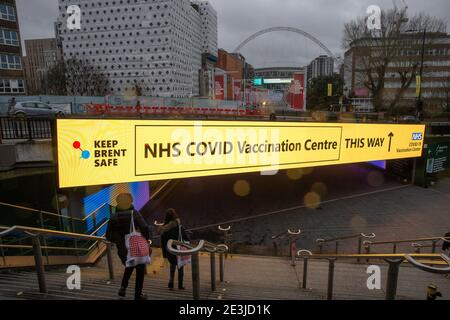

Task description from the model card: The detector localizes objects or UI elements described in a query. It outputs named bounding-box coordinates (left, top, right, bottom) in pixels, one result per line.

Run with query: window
left=0, top=54, right=21, bottom=69
left=0, top=4, right=16, bottom=22
left=0, top=29, right=19, bottom=46
left=0, top=79, right=24, bottom=93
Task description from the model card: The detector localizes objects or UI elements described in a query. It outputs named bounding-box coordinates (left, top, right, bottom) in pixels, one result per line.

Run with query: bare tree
left=43, top=58, right=110, bottom=96
left=343, top=7, right=446, bottom=112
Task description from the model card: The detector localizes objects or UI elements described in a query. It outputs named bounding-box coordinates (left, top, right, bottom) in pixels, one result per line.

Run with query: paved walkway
left=227, top=178, right=450, bottom=253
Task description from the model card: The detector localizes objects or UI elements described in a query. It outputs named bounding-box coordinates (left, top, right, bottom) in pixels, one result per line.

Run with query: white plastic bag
left=176, top=224, right=191, bottom=270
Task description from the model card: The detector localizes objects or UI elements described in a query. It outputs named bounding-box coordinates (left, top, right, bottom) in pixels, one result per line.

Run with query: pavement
left=143, top=163, right=450, bottom=254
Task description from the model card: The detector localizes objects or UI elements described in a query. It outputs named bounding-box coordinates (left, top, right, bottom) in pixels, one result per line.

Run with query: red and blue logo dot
left=73, top=141, right=91, bottom=159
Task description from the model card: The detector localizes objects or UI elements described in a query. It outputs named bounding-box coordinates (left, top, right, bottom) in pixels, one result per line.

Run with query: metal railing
left=0, top=116, right=54, bottom=142
left=218, top=225, right=231, bottom=257
left=296, top=250, right=450, bottom=300
left=364, top=236, right=450, bottom=256
left=272, top=228, right=301, bottom=266
left=0, top=201, right=110, bottom=235
left=167, top=239, right=228, bottom=300
left=316, top=233, right=376, bottom=262
left=0, top=225, right=115, bottom=294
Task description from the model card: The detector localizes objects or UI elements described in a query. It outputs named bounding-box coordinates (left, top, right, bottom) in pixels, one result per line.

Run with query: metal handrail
left=0, top=201, right=83, bottom=221
left=82, top=203, right=108, bottom=221
left=0, top=225, right=105, bottom=242
left=316, top=233, right=376, bottom=261
left=0, top=225, right=115, bottom=293
left=295, top=250, right=450, bottom=300
left=167, top=239, right=229, bottom=300
left=364, top=236, right=450, bottom=255
left=316, top=233, right=376, bottom=244
left=272, top=228, right=301, bottom=266
left=0, top=201, right=111, bottom=230
left=366, top=236, right=450, bottom=245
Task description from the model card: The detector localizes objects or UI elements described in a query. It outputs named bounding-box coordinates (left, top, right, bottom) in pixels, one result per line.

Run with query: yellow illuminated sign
left=328, top=83, right=333, bottom=97
left=56, top=120, right=425, bottom=188
left=416, top=75, right=422, bottom=97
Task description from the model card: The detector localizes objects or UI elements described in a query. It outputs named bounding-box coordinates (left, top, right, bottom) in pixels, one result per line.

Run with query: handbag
left=176, top=224, right=191, bottom=270
left=125, top=210, right=151, bottom=268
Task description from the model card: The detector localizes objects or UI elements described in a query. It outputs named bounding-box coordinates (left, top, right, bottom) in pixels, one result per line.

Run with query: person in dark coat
left=442, top=231, right=450, bottom=252
left=158, top=208, right=189, bottom=290
left=106, top=193, right=151, bottom=300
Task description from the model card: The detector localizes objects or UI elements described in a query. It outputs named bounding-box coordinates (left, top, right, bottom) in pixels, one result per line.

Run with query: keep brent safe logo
left=93, top=140, right=128, bottom=167
left=56, top=120, right=426, bottom=188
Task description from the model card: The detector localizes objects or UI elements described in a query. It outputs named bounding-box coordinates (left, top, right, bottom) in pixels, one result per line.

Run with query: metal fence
left=0, top=116, right=53, bottom=142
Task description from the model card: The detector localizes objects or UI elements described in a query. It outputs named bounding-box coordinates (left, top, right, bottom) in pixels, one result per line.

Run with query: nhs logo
left=412, top=133, right=423, bottom=141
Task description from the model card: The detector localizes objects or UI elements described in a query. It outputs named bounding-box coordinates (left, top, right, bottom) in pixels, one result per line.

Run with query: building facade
left=344, top=33, right=450, bottom=110
left=23, top=38, right=62, bottom=95
left=0, top=0, right=25, bottom=95
left=214, top=49, right=244, bottom=100
left=307, top=55, right=334, bottom=83
left=57, top=0, right=217, bottom=98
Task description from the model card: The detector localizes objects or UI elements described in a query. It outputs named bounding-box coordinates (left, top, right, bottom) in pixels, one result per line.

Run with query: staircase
left=1, top=247, right=449, bottom=300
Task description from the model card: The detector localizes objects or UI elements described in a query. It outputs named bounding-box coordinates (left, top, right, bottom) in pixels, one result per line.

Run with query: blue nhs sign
left=412, top=133, right=423, bottom=141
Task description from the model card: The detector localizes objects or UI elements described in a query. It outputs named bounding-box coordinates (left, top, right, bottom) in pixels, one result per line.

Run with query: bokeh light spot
left=311, top=182, right=328, bottom=197
left=302, top=167, right=314, bottom=175
left=233, top=180, right=251, bottom=197
left=350, top=215, right=367, bottom=232
left=304, top=192, right=321, bottom=209
left=286, top=168, right=303, bottom=180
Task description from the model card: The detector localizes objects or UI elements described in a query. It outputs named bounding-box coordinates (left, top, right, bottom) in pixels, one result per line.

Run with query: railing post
left=431, top=240, right=437, bottom=253
left=357, top=236, right=362, bottom=263
left=302, top=258, right=308, bottom=289
left=219, top=226, right=231, bottom=259
left=192, top=252, right=200, bottom=300
left=318, top=243, right=323, bottom=254
left=0, top=237, right=6, bottom=266
left=327, top=259, right=336, bottom=300
left=31, top=236, right=47, bottom=294
left=290, top=237, right=297, bottom=267
left=393, top=243, right=397, bottom=254
left=365, top=242, right=371, bottom=263
left=38, top=211, right=49, bottom=265
left=93, top=212, right=97, bottom=232
left=335, top=241, right=339, bottom=254
left=27, top=118, right=33, bottom=141
left=106, top=242, right=115, bottom=280
left=385, top=259, right=403, bottom=300
left=219, top=253, right=224, bottom=282
left=210, top=252, right=216, bottom=291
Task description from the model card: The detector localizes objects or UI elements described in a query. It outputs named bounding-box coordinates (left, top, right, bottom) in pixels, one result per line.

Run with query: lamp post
left=416, top=29, right=427, bottom=121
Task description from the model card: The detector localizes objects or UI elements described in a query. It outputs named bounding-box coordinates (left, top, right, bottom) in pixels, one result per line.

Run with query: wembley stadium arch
left=233, top=26, right=336, bottom=59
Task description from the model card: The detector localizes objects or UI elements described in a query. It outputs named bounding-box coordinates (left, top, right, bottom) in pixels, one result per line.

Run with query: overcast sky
left=17, top=0, right=449, bottom=68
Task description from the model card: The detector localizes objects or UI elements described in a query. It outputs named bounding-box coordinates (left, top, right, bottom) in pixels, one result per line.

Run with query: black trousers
left=169, top=263, right=184, bottom=288
left=121, top=264, right=146, bottom=299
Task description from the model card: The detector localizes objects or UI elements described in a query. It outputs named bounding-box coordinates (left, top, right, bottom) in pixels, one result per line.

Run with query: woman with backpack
left=158, top=208, right=189, bottom=290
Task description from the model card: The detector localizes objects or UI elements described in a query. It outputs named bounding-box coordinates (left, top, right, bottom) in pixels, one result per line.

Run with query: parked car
left=8, top=101, right=66, bottom=117
left=398, top=115, right=418, bottom=123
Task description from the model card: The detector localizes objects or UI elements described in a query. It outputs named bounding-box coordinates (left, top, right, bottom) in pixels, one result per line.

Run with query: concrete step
left=1, top=249, right=449, bottom=300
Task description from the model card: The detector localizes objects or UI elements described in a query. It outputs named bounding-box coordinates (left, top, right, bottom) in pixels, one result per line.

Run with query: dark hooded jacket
left=443, top=231, right=450, bottom=251
left=106, top=207, right=151, bottom=265
left=159, top=219, right=189, bottom=265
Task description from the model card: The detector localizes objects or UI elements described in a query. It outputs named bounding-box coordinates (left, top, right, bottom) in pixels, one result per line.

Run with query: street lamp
left=405, top=28, right=427, bottom=121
